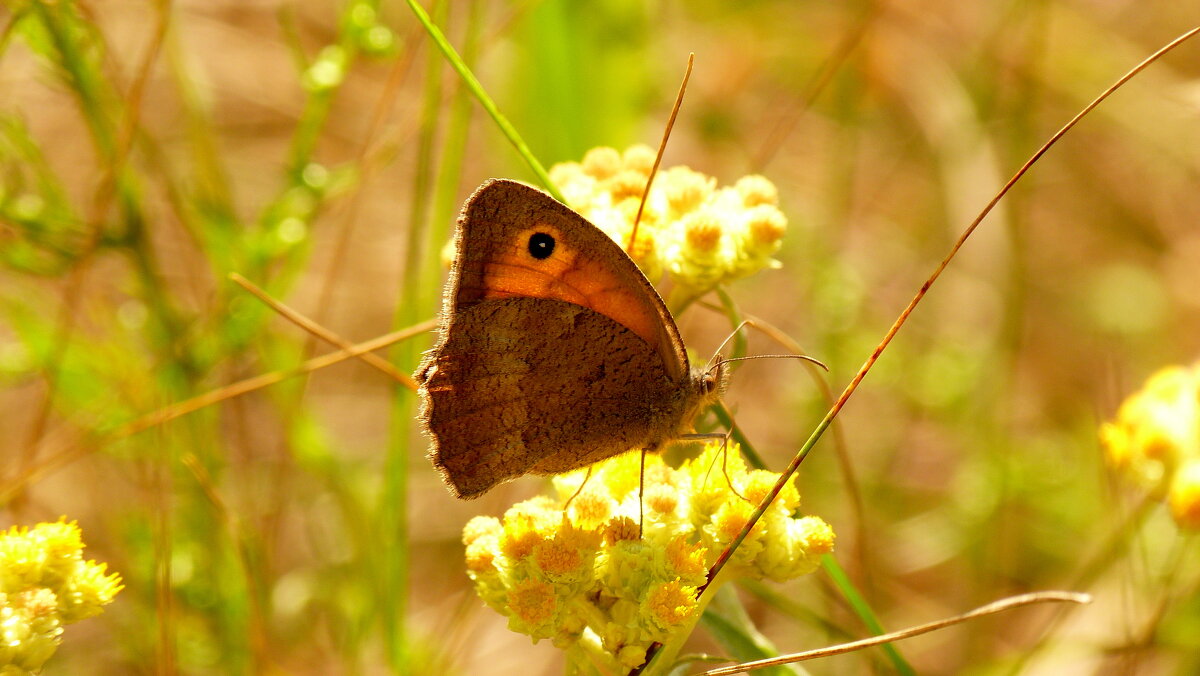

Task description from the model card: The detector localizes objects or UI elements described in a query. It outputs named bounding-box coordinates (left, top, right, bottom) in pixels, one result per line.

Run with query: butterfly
left=416, top=179, right=726, bottom=498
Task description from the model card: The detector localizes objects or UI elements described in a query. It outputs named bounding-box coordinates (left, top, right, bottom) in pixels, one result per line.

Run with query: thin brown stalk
left=1, top=321, right=435, bottom=503
left=231, top=273, right=416, bottom=388
left=629, top=53, right=693, bottom=252
left=700, top=22, right=1200, bottom=595
left=700, top=304, right=871, bottom=591
left=13, top=1, right=173, bottom=503
left=301, top=22, right=423, bottom=363
left=751, top=1, right=880, bottom=171
left=698, top=591, right=1091, bottom=675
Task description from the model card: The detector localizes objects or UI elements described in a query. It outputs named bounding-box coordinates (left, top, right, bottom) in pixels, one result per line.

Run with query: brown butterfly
left=416, top=179, right=726, bottom=499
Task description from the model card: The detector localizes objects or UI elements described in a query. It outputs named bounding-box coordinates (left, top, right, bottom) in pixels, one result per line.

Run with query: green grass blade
left=821, top=555, right=915, bottom=675
left=403, top=0, right=565, bottom=203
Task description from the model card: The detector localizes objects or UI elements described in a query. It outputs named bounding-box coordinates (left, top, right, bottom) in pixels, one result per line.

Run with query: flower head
left=462, top=442, right=833, bottom=670
left=0, top=519, right=122, bottom=672
left=1100, top=363, right=1200, bottom=529
left=550, top=146, right=789, bottom=295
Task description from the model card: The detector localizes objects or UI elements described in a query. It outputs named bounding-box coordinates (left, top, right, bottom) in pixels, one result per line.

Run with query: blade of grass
left=404, top=0, right=565, bottom=203
left=821, top=555, right=913, bottom=674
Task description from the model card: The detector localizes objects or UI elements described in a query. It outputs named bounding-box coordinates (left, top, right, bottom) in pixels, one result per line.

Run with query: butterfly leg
left=716, top=429, right=749, bottom=502
left=562, top=466, right=594, bottom=511
left=638, top=448, right=646, bottom=539
left=682, top=431, right=748, bottom=502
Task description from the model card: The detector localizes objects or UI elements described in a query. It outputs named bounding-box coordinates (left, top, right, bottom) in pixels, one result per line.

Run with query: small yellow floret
left=603, top=517, right=640, bottom=545
left=582, top=146, right=622, bottom=179
left=622, top=145, right=656, bottom=175
left=1100, top=363, right=1200, bottom=530
left=501, top=514, right=550, bottom=561
left=798, top=516, right=836, bottom=556
left=645, top=579, right=699, bottom=630
left=462, top=516, right=501, bottom=546
left=663, top=167, right=715, bottom=216
left=547, top=146, right=789, bottom=295
left=735, top=175, right=779, bottom=206
left=644, top=484, right=679, bottom=516
left=682, top=211, right=723, bottom=253
left=1169, top=461, right=1200, bottom=529
left=664, top=536, right=707, bottom=580
left=606, top=169, right=649, bottom=201
left=534, top=540, right=582, bottom=577
left=0, top=519, right=122, bottom=672
left=713, top=499, right=755, bottom=541
left=746, top=205, right=787, bottom=247
left=567, top=488, right=613, bottom=529
left=465, top=537, right=497, bottom=573
left=507, top=578, right=557, bottom=625
left=617, top=645, right=648, bottom=669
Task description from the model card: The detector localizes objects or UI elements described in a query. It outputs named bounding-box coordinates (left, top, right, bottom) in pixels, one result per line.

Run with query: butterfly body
left=417, top=179, right=724, bottom=499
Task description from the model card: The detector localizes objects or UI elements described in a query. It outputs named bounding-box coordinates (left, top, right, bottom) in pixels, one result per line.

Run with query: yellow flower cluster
left=1100, top=364, right=1200, bottom=528
left=462, top=443, right=834, bottom=669
left=549, top=146, right=788, bottom=294
left=0, top=519, right=123, bottom=674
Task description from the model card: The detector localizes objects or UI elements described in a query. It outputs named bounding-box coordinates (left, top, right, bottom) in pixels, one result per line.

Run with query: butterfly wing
left=418, top=297, right=683, bottom=498
left=445, top=179, right=689, bottom=380
left=417, top=179, right=704, bottom=498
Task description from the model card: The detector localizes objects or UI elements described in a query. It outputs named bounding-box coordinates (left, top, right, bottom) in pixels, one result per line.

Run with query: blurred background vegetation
left=1, top=0, right=1198, bottom=673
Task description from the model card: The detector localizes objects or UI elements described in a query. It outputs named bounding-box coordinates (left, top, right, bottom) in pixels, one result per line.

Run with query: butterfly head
left=698, top=355, right=729, bottom=403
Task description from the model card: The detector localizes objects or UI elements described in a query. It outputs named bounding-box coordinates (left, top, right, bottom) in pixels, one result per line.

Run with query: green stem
left=404, top=0, right=565, bottom=203
left=821, top=555, right=914, bottom=675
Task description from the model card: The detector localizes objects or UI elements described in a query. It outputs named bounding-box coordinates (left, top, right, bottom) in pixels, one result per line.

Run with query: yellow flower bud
left=603, top=517, right=640, bottom=545
left=1101, top=363, right=1200, bottom=530
left=605, top=169, right=650, bottom=202
left=463, top=516, right=501, bottom=546
left=507, top=578, right=559, bottom=635
left=643, top=579, right=699, bottom=631
left=546, top=146, right=790, bottom=297
left=662, top=166, right=715, bottom=217
left=1169, top=460, right=1200, bottom=529
left=582, top=146, right=622, bottom=179
left=683, top=210, right=723, bottom=253
left=664, top=536, right=707, bottom=582
left=735, top=174, right=779, bottom=206
left=567, top=488, right=613, bottom=530
left=644, top=484, right=679, bottom=517
left=617, top=644, right=648, bottom=669
left=500, top=500, right=558, bottom=560
left=622, top=144, right=656, bottom=176
left=465, top=536, right=498, bottom=574
left=0, top=519, right=121, bottom=672
left=745, top=205, right=786, bottom=250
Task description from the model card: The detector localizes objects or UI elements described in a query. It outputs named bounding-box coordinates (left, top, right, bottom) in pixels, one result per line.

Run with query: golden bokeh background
left=1, top=1, right=1199, bottom=673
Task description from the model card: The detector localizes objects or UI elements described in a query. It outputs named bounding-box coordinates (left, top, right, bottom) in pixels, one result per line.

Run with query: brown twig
left=698, top=591, right=1091, bottom=675
left=699, top=21, right=1200, bottom=596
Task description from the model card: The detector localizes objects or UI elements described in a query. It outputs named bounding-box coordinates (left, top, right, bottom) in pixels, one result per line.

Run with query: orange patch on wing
left=480, top=224, right=660, bottom=351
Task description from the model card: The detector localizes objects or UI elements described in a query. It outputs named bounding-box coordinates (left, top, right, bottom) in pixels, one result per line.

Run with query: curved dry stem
left=230, top=273, right=416, bottom=388
left=0, top=320, right=435, bottom=503
left=698, top=591, right=1092, bottom=675
left=698, top=23, right=1200, bottom=597
left=629, top=52, right=693, bottom=252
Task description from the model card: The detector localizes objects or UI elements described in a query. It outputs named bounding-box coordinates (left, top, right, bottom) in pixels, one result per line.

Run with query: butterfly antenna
left=705, top=319, right=753, bottom=370
left=628, top=52, right=695, bottom=253
left=711, top=353, right=829, bottom=373
left=562, top=466, right=594, bottom=511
